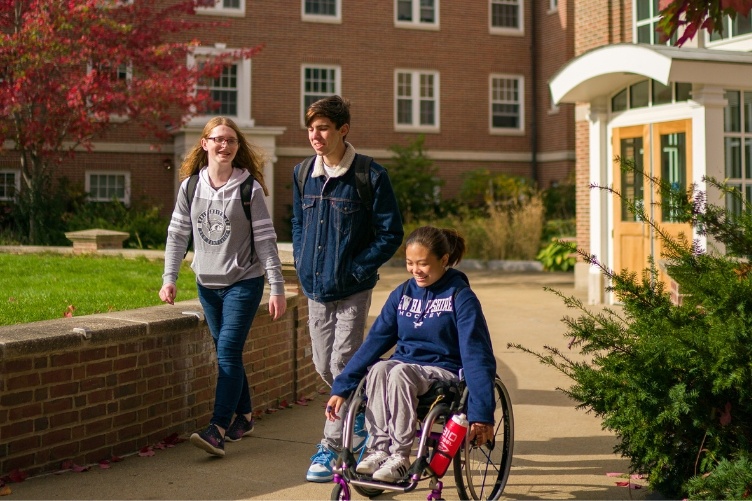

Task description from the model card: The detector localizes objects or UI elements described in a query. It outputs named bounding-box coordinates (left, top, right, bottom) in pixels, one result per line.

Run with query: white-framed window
left=708, top=9, right=752, bottom=43
left=395, top=0, right=439, bottom=30
left=86, top=171, right=131, bottom=205
left=549, top=0, right=558, bottom=13
left=197, top=0, right=245, bottom=17
left=610, top=79, right=691, bottom=112
left=86, top=59, right=132, bottom=121
left=395, top=70, right=440, bottom=131
left=189, top=46, right=253, bottom=125
left=490, top=74, right=524, bottom=133
left=723, top=89, right=752, bottom=216
left=301, top=65, right=341, bottom=124
left=0, top=169, right=19, bottom=201
left=634, top=0, right=676, bottom=44
left=302, top=0, right=341, bottom=23
left=490, top=0, right=523, bottom=34
left=89, top=60, right=131, bottom=84
left=201, top=65, right=239, bottom=116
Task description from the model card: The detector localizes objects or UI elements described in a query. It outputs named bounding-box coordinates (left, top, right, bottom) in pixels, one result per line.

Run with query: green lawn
left=0, top=253, right=198, bottom=326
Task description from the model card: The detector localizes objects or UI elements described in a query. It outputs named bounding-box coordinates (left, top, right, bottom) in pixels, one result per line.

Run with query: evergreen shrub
left=510, top=170, right=752, bottom=499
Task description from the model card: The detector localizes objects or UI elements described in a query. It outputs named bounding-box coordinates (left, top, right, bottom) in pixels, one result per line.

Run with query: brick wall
left=0, top=281, right=318, bottom=477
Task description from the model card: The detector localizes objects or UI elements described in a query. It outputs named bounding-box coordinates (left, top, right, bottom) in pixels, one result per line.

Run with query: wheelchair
left=330, top=371, right=514, bottom=500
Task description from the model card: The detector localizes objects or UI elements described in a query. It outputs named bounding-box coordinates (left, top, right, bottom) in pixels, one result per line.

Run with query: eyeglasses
left=207, top=137, right=239, bottom=146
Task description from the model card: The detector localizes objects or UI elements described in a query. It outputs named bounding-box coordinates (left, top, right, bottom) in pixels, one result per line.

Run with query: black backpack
left=296, top=153, right=374, bottom=213
left=183, top=174, right=255, bottom=258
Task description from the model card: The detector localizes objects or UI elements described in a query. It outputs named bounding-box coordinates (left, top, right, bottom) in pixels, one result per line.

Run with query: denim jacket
left=291, top=151, right=403, bottom=303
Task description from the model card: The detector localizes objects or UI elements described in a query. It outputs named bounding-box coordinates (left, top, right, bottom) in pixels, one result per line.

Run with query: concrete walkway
left=4, top=268, right=654, bottom=500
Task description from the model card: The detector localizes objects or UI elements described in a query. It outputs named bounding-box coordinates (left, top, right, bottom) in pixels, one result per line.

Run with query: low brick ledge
left=0, top=300, right=204, bottom=357
left=0, top=290, right=316, bottom=478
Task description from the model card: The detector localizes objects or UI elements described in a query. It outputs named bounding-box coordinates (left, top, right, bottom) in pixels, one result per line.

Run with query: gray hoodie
left=162, top=167, right=284, bottom=296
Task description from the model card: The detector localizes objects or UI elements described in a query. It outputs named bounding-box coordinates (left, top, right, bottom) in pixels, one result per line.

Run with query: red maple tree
left=0, top=0, right=262, bottom=243
left=658, top=0, right=752, bottom=45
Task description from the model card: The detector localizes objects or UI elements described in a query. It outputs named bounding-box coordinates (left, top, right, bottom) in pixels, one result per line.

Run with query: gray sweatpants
left=308, top=288, right=372, bottom=449
left=365, top=360, right=457, bottom=457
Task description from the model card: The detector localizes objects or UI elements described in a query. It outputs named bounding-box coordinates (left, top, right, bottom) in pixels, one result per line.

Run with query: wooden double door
left=612, top=120, right=692, bottom=283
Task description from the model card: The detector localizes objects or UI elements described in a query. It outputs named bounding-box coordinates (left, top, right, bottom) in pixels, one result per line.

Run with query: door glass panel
left=661, top=132, right=686, bottom=222
left=621, top=137, right=644, bottom=221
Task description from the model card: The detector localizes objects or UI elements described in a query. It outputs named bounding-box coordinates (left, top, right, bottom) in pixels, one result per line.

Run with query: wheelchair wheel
left=352, top=485, right=385, bottom=498
left=330, top=483, right=347, bottom=501
left=453, top=377, right=514, bottom=500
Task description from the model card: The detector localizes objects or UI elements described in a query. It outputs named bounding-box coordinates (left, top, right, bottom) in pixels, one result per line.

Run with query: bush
left=510, top=172, right=752, bottom=499
left=3, top=176, right=168, bottom=249
left=458, top=169, right=536, bottom=211
left=398, top=195, right=544, bottom=261
left=536, top=238, right=576, bottom=271
left=385, top=135, right=443, bottom=223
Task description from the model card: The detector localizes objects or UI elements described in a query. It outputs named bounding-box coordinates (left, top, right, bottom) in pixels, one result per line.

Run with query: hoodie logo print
left=398, top=294, right=455, bottom=328
left=197, top=208, right=231, bottom=246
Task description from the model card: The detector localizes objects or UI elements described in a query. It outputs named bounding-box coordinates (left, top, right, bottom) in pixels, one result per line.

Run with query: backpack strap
left=240, top=175, right=255, bottom=262
left=296, top=155, right=316, bottom=198
left=352, top=154, right=374, bottom=213
left=240, top=176, right=253, bottom=220
left=296, top=153, right=374, bottom=212
left=183, top=175, right=200, bottom=258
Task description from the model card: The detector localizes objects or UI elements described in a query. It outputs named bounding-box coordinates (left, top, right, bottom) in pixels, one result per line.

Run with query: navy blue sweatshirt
left=331, top=268, right=497, bottom=424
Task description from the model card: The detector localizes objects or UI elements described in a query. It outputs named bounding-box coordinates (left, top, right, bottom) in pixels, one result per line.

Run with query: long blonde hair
left=179, top=116, right=269, bottom=196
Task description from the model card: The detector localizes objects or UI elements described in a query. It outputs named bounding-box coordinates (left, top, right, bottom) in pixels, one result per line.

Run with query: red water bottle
left=429, top=413, right=469, bottom=477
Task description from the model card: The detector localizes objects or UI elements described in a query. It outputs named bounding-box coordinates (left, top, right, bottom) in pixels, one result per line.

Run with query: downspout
left=530, top=0, right=539, bottom=185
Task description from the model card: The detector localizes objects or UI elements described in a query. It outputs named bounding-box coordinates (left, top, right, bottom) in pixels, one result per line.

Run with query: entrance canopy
left=550, top=43, right=752, bottom=104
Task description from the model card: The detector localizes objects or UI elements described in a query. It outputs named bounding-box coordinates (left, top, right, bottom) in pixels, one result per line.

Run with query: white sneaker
left=372, top=453, right=410, bottom=482
left=355, top=449, right=389, bottom=475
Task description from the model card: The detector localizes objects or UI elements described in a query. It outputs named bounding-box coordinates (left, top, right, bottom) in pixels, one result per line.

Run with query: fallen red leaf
left=162, top=432, right=182, bottom=446
left=61, top=460, right=89, bottom=473
left=279, top=399, right=290, bottom=408
left=138, top=446, right=155, bottom=457
left=265, top=408, right=278, bottom=414
left=98, top=460, right=111, bottom=469
left=6, top=469, right=27, bottom=483
left=615, top=481, right=630, bottom=487
left=296, top=398, right=309, bottom=406
left=110, top=455, right=124, bottom=463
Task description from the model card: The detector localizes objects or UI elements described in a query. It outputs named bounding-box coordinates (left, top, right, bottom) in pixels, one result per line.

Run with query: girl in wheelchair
left=325, top=226, right=496, bottom=484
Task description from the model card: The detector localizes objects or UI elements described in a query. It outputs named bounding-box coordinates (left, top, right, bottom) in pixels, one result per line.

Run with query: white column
left=587, top=99, right=610, bottom=305
left=689, top=85, right=727, bottom=253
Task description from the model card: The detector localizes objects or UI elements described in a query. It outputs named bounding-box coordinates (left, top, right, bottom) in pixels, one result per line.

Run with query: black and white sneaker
left=372, top=453, right=409, bottom=482
left=355, top=449, right=389, bottom=475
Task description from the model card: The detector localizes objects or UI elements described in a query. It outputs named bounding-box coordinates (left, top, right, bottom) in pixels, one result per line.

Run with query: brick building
left=0, top=0, right=575, bottom=243
left=550, top=1, right=752, bottom=303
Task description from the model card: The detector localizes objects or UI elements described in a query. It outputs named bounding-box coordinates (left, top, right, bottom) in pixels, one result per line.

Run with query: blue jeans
left=197, top=277, right=264, bottom=430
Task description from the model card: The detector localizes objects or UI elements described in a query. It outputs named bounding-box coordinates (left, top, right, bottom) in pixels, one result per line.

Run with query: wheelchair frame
left=330, top=373, right=514, bottom=501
